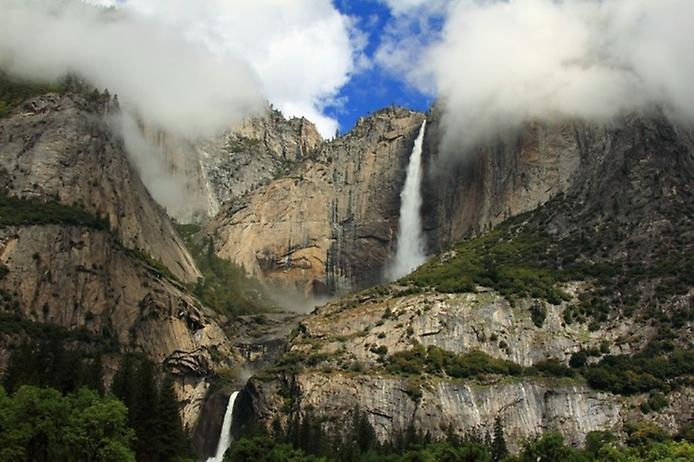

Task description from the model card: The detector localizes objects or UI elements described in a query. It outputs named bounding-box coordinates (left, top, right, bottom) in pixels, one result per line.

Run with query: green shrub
left=386, top=344, right=524, bottom=379
left=530, top=303, right=547, bottom=328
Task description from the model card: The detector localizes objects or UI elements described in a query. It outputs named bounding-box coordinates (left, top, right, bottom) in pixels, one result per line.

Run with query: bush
left=386, top=344, right=524, bottom=379
left=530, top=304, right=547, bottom=328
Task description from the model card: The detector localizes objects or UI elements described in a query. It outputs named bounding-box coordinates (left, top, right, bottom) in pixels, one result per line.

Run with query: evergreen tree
left=156, top=376, right=193, bottom=461
left=112, top=354, right=192, bottom=462
left=353, top=406, right=377, bottom=454
left=492, top=416, right=508, bottom=462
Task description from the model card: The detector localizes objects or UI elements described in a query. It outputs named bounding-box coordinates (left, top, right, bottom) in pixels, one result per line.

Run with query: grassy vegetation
left=406, top=189, right=693, bottom=325
left=0, top=193, right=109, bottom=229
left=176, top=224, right=276, bottom=317
left=584, top=347, right=694, bottom=395
left=405, top=212, right=571, bottom=305
left=382, top=340, right=693, bottom=397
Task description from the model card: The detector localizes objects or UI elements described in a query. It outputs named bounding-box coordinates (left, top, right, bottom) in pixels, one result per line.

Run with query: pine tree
left=155, top=376, right=192, bottom=461
left=492, top=416, right=509, bottom=462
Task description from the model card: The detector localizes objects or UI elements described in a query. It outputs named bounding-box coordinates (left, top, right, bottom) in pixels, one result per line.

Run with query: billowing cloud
left=0, top=0, right=264, bottom=137
left=417, top=0, right=694, bottom=153
left=1, top=0, right=362, bottom=138
left=374, top=0, right=451, bottom=92
left=88, top=0, right=362, bottom=138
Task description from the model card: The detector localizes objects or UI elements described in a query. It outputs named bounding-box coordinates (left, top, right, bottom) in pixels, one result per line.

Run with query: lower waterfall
left=206, top=391, right=239, bottom=462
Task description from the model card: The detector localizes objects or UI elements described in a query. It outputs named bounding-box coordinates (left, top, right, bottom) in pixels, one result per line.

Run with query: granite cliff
left=209, top=108, right=426, bottom=296
left=232, top=111, right=694, bottom=450
left=0, top=87, right=237, bottom=428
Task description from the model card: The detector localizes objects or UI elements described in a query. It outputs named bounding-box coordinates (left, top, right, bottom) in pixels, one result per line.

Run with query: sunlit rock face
left=209, top=108, right=427, bottom=296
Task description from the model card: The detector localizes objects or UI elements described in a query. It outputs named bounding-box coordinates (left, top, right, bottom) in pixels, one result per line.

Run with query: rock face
left=295, top=288, right=645, bottom=368
left=422, top=109, right=694, bottom=252
left=240, top=284, right=691, bottom=451
left=210, top=108, right=426, bottom=295
left=0, top=90, right=237, bottom=427
left=136, top=107, right=323, bottom=223
left=246, top=372, right=622, bottom=452
left=0, top=92, right=200, bottom=283
left=234, top=111, right=694, bottom=451
left=422, top=110, right=585, bottom=249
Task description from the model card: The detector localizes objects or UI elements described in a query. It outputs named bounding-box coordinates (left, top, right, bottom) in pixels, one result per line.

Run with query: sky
left=328, top=0, right=441, bottom=134
left=2, top=0, right=694, bottom=144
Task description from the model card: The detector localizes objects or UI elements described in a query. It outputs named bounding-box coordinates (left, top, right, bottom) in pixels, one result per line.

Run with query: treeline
left=111, top=353, right=192, bottom=462
left=226, top=410, right=694, bottom=462
left=1, top=342, right=193, bottom=462
left=228, top=410, right=508, bottom=462
left=0, top=386, right=134, bottom=462
left=0, top=193, right=109, bottom=230
left=381, top=341, right=694, bottom=398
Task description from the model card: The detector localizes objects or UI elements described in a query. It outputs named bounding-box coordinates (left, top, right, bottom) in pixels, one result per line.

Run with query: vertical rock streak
left=388, top=120, right=427, bottom=281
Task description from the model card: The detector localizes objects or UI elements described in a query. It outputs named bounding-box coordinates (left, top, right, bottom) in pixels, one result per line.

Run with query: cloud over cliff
left=86, top=0, right=361, bottom=138
left=414, top=0, right=694, bottom=152
left=0, top=0, right=361, bottom=138
left=0, top=0, right=264, bottom=137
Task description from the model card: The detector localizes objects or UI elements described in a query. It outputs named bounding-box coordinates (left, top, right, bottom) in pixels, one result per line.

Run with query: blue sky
left=328, top=1, right=435, bottom=133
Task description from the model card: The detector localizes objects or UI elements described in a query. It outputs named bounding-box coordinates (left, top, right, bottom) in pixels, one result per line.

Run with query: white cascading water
left=206, top=391, right=239, bottom=462
left=387, top=120, right=428, bottom=281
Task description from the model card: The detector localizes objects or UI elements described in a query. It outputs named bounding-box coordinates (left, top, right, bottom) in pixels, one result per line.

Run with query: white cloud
left=100, top=0, right=363, bottom=137
left=0, top=0, right=264, bottom=137
left=374, top=0, right=451, bottom=92
left=417, top=0, right=694, bottom=152
left=379, top=0, right=451, bottom=17
left=1, top=0, right=362, bottom=138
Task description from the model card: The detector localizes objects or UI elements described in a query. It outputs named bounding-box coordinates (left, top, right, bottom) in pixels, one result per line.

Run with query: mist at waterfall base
left=206, top=391, right=239, bottom=462
left=386, top=120, right=428, bottom=281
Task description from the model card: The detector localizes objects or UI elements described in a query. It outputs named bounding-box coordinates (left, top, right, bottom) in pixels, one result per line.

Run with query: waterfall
left=206, top=391, right=239, bottom=462
left=387, top=120, right=427, bottom=281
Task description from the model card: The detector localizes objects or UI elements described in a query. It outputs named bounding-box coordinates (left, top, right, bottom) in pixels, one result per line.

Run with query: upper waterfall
left=387, top=120, right=428, bottom=281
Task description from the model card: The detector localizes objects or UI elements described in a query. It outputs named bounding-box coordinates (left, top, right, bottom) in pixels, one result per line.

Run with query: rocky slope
left=238, top=288, right=689, bottom=450
left=233, top=111, right=694, bottom=450
left=209, top=108, right=426, bottom=296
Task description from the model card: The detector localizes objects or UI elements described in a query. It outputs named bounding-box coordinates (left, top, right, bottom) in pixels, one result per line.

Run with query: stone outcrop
left=137, top=107, right=323, bottom=223
left=294, top=288, right=645, bottom=368
left=209, top=108, right=426, bottom=295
